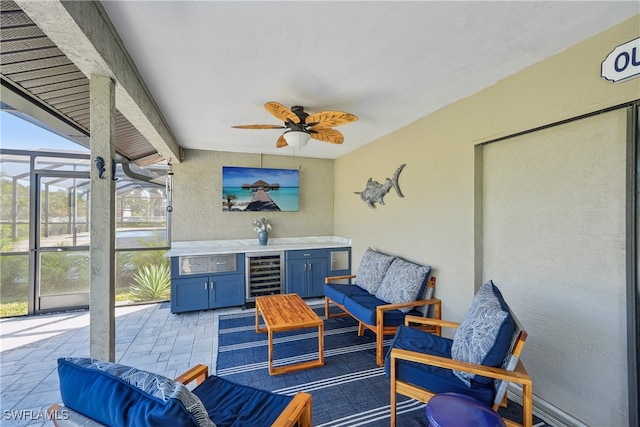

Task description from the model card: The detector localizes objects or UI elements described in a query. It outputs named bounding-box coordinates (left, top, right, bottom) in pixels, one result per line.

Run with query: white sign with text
left=601, top=38, right=640, bottom=82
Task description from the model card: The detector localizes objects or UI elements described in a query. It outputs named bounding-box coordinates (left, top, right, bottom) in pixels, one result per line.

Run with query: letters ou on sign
left=601, top=38, right=640, bottom=82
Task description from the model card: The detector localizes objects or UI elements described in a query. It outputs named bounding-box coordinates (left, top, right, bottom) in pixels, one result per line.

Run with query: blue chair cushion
left=385, top=326, right=495, bottom=406
left=451, top=281, right=515, bottom=386
left=192, top=375, right=293, bottom=427
left=354, top=248, right=396, bottom=294
left=324, top=282, right=370, bottom=306
left=57, top=357, right=215, bottom=427
left=375, top=258, right=431, bottom=313
left=342, top=293, right=422, bottom=326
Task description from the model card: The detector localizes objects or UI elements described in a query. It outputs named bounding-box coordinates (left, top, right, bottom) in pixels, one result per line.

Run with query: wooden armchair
left=48, top=360, right=311, bottom=427
left=386, top=281, right=532, bottom=427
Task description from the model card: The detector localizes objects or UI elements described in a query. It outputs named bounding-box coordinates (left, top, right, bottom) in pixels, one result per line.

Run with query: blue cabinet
left=170, top=254, right=245, bottom=313
left=285, top=249, right=328, bottom=298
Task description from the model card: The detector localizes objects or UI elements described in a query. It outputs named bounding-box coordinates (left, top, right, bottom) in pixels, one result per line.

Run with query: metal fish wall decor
left=354, top=163, right=405, bottom=208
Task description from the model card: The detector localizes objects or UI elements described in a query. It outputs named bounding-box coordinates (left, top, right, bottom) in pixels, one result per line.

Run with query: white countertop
left=164, top=236, right=351, bottom=257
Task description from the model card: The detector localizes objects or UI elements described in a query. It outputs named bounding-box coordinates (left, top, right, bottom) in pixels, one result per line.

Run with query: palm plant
left=129, top=264, right=171, bottom=302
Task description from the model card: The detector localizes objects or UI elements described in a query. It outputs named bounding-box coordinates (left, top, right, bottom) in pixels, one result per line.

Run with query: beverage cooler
left=244, top=252, right=284, bottom=302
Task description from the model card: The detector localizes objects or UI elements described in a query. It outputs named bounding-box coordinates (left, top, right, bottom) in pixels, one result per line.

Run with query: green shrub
left=129, top=264, right=171, bottom=302
left=0, top=301, right=27, bottom=317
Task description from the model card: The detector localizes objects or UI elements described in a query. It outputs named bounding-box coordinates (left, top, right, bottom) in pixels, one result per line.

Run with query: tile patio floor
left=1, top=300, right=548, bottom=427
left=0, top=301, right=242, bottom=426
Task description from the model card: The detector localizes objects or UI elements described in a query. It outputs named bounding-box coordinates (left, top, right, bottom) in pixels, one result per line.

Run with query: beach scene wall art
left=222, top=166, right=300, bottom=212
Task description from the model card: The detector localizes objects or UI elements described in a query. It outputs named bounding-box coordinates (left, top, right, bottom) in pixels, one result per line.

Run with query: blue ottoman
left=425, top=393, right=506, bottom=427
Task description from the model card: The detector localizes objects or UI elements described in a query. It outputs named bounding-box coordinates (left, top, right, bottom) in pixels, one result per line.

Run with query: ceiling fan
left=232, top=102, right=358, bottom=148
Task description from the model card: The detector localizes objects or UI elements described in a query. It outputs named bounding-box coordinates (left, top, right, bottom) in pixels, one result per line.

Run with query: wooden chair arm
left=48, top=404, right=64, bottom=427
left=375, top=298, right=441, bottom=314
left=390, top=348, right=531, bottom=386
left=174, top=364, right=209, bottom=386
left=272, top=392, right=313, bottom=427
left=325, top=274, right=356, bottom=284
left=404, top=315, right=459, bottom=329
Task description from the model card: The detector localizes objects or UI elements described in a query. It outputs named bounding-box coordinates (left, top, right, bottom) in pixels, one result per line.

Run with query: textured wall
left=171, top=150, right=334, bottom=241
left=483, top=110, right=627, bottom=426
left=333, top=16, right=638, bottom=425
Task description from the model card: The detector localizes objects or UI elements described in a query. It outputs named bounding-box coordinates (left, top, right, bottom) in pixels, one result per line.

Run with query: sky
left=0, top=111, right=88, bottom=152
left=222, top=166, right=299, bottom=188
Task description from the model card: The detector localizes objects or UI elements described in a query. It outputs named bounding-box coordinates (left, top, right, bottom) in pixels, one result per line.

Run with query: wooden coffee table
left=255, top=293, right=324, bottom=375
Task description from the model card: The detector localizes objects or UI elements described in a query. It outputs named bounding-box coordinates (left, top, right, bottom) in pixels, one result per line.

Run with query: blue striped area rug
left=214, top=304, right=547, bottom=427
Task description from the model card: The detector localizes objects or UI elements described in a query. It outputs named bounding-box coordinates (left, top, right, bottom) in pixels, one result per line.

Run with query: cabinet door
left=171, top=276, right=209, bottom=313
left=307, top=257, right=328, bottom=297
left=286, top=258, right=309, bottom=297
left=209, top=274, right=245, bottom=309
left=328, top=247, right=351, bottom=277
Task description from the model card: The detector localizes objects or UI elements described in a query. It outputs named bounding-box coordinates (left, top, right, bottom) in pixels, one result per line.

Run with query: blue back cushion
left=450, top=281, right=515, bottom=386
left=355, top=248, right=396, bottom=294
left=374, top=258, right=431, bottom=312
left=57, top=358, right=215, bottom=427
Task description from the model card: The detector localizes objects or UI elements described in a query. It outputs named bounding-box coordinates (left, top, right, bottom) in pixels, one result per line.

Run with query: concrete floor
left=0, top=302, right=239, bottom=426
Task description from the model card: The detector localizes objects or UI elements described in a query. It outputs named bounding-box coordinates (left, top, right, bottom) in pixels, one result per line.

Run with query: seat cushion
left=192, top=375, right=293, bottom=427
left=451, top=281, right=515, bottom=386
left=344, top=294, right=396, bottom=326
left=354, top=248, right=396, bottom=294
left=342, top=293, right=422, bottom=326
left=374, top=258, right=431, bottom=312
left=324, top=282, right=370, bottom=306
left=57, top=358, right=215, bottom=427
left=385, top=326, right=495, bottom=406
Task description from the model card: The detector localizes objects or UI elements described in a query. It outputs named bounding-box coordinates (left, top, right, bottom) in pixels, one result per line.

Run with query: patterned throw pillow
left=355, top=248, right=396, bottom=294
left=58, top=357, right=216, bottom=427
left=374, top=258, right=431, bottom=312
left=450, top=281, right=515, bottom=386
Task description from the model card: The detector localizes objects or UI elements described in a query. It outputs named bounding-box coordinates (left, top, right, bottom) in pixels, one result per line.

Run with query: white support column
left=89, top=74, right=116, bottom=361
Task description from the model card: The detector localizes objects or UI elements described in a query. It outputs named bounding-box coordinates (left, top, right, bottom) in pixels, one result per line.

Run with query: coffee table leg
left=255, top=301, right=266, bottom=333
left=319, top=322, right=324, bottom=365
left=268, top=329, right=274, bottom=375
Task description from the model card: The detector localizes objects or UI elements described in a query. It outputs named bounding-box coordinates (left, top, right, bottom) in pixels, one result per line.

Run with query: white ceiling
left=100, top=1, right=638, bottom=160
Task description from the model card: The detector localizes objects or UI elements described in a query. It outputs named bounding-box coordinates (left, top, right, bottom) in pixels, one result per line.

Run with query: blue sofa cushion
left=324, top=282, right=370, bottom=306
left=450, top=281, right=515, bottom=386
left=57, top=357, right=215, bottom=427
left=384, top=325, right=495, bottom=406
left=355, top=248, right=396, bottom=294
left=193, top=375, right=293, bottom=427
left=343, top=293, right=422, bottom=326
left=375, top=258, right=431, bottom=313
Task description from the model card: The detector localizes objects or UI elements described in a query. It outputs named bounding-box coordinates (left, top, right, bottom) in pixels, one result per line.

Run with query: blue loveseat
left=324, top=248, right=441, bottom=366
left=48, top=358, right=311, bottom=427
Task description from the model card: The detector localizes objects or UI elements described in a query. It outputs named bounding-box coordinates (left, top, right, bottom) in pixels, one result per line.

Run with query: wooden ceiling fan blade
left=311, top=128, right=344, bottom=144
left=276, top=134, right=288, bottom=148
left=306, top=111, right=357, bottom=128
left=232, top=124, right=286, bottom=129
left=265, top=102, right=300, bottom=124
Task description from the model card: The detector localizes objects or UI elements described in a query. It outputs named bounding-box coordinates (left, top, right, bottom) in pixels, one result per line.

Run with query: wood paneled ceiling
left=0, top=0, right=162, bottom=165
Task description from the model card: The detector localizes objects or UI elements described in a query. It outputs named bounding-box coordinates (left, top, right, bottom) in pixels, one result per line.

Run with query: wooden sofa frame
left=325, top=275, right=441, bottom=366
left=389, top=315, right=532, bottom=427
left=48, top=364, right=312, bottom=427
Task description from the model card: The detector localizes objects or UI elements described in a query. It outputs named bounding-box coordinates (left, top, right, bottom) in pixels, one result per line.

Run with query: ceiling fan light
left=283, top=131, right=311, bottom=147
